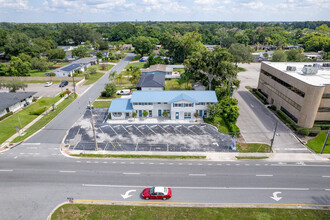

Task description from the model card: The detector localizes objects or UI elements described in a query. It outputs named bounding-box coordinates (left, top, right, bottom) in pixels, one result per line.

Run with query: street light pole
left=89, top=100, right=98, bottom=151
left=270, top=121, right=278, bottom=152
left=321, top=129, right=330, bottom=154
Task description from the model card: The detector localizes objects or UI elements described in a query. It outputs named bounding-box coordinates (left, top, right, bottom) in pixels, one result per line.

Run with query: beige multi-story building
left=257, top=62, right=330, bottom=128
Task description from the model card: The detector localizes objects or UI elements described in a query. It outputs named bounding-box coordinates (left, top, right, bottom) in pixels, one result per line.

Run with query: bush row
left=30, top=107, right=47, bottom=115
left=0, top=112, right=13, bottom=121
left=251, top=88, right=268, bottom=104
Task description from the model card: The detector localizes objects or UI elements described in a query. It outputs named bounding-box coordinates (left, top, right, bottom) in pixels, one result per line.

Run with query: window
left=158, top=102, right=161, bottom=104
left=262, top=70, right=305, bottom=97
left=184, top=112, right=191, bottom=119
left=126, top=113, right=129, bottom=117
left=112, top=112, right=122, bottom=117
left=149, top=110, right=152, bottom=117
left=280, top=107, right=298, bottom=123
left=318, top=107, right=330, bottom=112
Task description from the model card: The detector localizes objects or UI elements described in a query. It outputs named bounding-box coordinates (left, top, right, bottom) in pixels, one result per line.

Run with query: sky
left=0, top=0, right=329, bottom=23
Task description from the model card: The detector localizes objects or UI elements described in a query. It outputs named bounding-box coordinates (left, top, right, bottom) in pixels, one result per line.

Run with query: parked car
left=59, top=81, right=68, bottom=87
left=116, top=89, right=131, bottom=95
left=141, top=186, right=172, bottom=200
left=44, top=82, right=53, bottom=87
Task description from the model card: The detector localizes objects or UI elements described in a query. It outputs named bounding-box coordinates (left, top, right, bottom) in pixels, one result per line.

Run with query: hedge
left=30, top=107, right=47, bottom=115
left=0, top=112, right=13, bottom=121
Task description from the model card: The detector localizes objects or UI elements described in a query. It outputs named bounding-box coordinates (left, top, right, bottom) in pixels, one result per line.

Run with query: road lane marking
left=0, top=170, right=13, bottom=172
left=74, top=199, right=330, bottom=208
left=325, top=189, right=330, bottom=191
left=189, top=174, right=206, bottom=176
left=322, top=176, right=330, bottom=178
left=82, top=184, right=309, bottom=191
left=26, top=147, right=38, bottom=149
left=256, top=175, right=273, bottom=177
left=14, top=156, right=18, bottom=159
left=21, top=143, right=40, bottom=145
left=123, top=173, right=140, bottom=175
left=59, top=171, right=76, bottom=173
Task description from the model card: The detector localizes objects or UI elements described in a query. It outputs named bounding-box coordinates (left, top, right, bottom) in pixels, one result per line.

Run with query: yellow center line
left=73, top=199, right=330, bottom=207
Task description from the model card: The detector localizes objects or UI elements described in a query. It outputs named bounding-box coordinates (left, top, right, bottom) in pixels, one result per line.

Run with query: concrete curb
left=47, top=201, right=69, bottom=220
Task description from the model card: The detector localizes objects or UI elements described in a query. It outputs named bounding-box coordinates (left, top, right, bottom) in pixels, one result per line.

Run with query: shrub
left=59, top=91, right=66, bottom=97
left=143, top=110, right=148, bottom=117
left=132, top=112, right=137, bottom=118
left=32, top=97, right=37, bottom=102
left=298, top=128, right=310, bottom=136
left=84, top=73, right=90, bottom=79
left=101, top=83, right=116, bottom=97
left=0, top=112, right=13, bottom=121
left=108, top=114, right=111, bottom=119
left=268, top=105, right=277, bottom=111
left=309, top=127, right=321, bottom=136
left=30, top=107, right=46, bottom=115
left=162, top=111, right=168, bottom=117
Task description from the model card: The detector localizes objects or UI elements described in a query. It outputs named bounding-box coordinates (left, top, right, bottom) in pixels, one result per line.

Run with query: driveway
left=234, top=63, right=310, bottom=153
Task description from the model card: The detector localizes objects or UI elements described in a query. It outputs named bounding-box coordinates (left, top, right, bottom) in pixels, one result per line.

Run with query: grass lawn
left=237, top=143, right=272, bottom=153
left=71, top=154, right=206, bottom=159
left=0, top=96, right=61, bottom=144
left=306, top=132, right=330, bottom=153
left=12, top=94, right=76, bottom=143
left=95, top=64, right=114, bottom=71
left=204, top=116, right=230, bottom=134
left=93, top=101, right=111, bottom=108
left=121, top=62, right=146, bottom=75
left=84, top=72, right=104, bottom=85
left=236, top=156, right=269, bottom=159
left=29, top=69, right=53, bottom=77
left=51, top=204, right=330, bottom=220
left=164, top=79, right=192, bottom=90
left=238, top=67, right=246, bottom=72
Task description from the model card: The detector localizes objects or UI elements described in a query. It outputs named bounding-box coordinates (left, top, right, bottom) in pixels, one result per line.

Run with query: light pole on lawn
left=321, top=129, right=330, bottom=154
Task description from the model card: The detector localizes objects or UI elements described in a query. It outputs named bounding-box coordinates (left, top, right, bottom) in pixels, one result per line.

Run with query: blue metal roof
left=61, top=63, right=81, bottom=72
left=131, top=91, right=218, bottom=103
left=108, top=99, right=133, bottom=113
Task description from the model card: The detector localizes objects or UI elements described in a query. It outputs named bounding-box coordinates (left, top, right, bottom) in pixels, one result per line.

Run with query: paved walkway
left=107, top=117, right=204, bottom=124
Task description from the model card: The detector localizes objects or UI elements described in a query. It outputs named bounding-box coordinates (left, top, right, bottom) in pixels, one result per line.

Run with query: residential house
left=141, top=64, right=181, bottom=79
left=46, top=57, right=96, bottom=77
left=90, top=51, right=109, bottom=58
left=57, top=46, right=78, bottom=51
left=136, top=74, right=165, bottom=91
left=204, top=45, right=220, bottom=51
left=0, top=92, right=36, bottom=117
left=302, top=52, right=323, bottom=61
left=108, top=91, right=218, bottom=120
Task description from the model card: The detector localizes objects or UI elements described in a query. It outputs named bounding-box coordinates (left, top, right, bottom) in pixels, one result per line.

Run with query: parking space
left=65, top=110, right=235, bottom=152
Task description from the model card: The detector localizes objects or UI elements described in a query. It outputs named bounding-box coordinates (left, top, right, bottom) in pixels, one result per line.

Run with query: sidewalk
left=107, top=117, right=204, bottom=124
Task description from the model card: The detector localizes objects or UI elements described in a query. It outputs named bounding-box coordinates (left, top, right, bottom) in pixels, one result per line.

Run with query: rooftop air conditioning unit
left=302, top=66, right=318, bottom=75
left=286, top=66, right=296, bottom=71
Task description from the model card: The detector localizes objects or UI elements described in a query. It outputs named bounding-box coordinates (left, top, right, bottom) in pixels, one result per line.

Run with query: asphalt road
left=0, top=59, right=329, bottom=220
left=235, top=63, right=309, bottom=153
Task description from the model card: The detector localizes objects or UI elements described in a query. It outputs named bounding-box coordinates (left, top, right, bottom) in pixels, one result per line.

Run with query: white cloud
left=142, top=0, right=187, bottom=13
left=0, top=0, right=30, bottom=10
left=194, top=0, right=217, bottom=5
left=241, top=1, right=263, bottom=9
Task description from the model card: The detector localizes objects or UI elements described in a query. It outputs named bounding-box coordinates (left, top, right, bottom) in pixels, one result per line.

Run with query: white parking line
left=0, top=170, right=13, bottom=172
left=146, top=125, right=157, bottom=135
left=256, top=174, right=273, bottom=177
left=322, top=176, right=330, bottom=178
left=134, top=125, right=144, bottom=135
left=108, top=125, right=118, bottom=135
left=189, top=174, right=206, bottom=176
left=59, top=171, right=76, bottom=173
left=121, top=125, right=129, bottom=133
left=123, top=173, right=140, bottom=175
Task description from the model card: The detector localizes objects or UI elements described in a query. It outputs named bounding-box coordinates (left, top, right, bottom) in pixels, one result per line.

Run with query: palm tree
left=117, top=74, right=123, bottom=85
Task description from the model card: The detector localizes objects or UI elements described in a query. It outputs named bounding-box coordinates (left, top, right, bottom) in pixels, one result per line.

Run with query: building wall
left=258, top=62, right=328, bottom=128
left=0, top=109, right=7, bottom=117
left=141, top=87, right=163, bottom=91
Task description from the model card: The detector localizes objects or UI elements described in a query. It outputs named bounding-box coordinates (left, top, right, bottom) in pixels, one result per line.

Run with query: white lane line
left=123, top=173, right=140, bottom=175
left=82, top=184, right=309, bottom=191
left=77, top=161, right=81, bottom=163
left=169, top=163, right=173, bottom=165
left=130, top=162, right=135, bottom=164
left=217, top=164, right=222, bottom=166
left=149, top=163, right=154, bottom=164
left=112, top=162, right=117, bottom=164
left=256, top=174, right=273, bottom=177
left=325, top=189, right=330, bottom=191
left=207, top=164, right=212, bottom=166
left=86, top=161, right=91, bottom=163
left=14, top=156, right=18, bottom=159
left=256, top=164, right=260, bottom=166
left=0, top=170, right=13, bottom=172
left=21, top=143, right=40, bottom=145
left=103, top=162, right=108, bottom=164
left=197, top=163, right=203, bottom=165
left=59, top=171, right=76, bottom=173
left=26, top=147, right=38, bottom=149
left=140, top=162, right=144, bottom=164
left=189, top=174, right=206, bottom=176
left=159, top=163, right=164, bottom=165
left=322, top=176, right=330, bottom=178
left=179, top=163, right=183, bottom=165
left=236, top=164, right=240, bottom=166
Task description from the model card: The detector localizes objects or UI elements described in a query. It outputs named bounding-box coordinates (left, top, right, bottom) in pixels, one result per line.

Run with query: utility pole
left=321, top=129, right=330, bottom=154
left=72, top=73, right=76, bottom=98
left=89, top=100, right=98, bottom=151
left=18, top=116, right=23, bottom=136
left=270, top=121, right=278, bottom=152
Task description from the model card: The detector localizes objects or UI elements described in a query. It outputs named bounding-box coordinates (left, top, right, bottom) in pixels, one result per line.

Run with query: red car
left=141, top=186, right=172, bottom=200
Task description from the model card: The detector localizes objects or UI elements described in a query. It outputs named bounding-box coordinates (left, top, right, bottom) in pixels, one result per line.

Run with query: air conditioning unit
left=286, top=66, right=296, bottom=71
left=302, top=66, right=318, bottom=75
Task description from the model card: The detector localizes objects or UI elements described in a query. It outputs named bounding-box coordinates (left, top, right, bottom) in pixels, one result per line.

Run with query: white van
left=116, top=89, right=131, bottom=95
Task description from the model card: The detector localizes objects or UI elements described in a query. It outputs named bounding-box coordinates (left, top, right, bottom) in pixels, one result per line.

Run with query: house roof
left=0, top=92, right=36, bottom=112
left=136, top=74, right=165, bottom=88
left=141, top=64, right=173, bottom=73
left=131, top=91, right=218, bottom=103
left=108, top=99, right=133, bottom=113
left=73, top=57, right=97, bottom=64
left=61, top=63, right=82, bottom=72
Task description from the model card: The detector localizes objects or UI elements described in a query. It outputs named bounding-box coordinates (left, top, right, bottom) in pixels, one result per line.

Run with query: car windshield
left=149, top=188, right=154, bottom=194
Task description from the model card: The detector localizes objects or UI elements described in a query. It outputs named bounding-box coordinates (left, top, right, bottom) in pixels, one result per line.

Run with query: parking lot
left=64, top=109, right=235, bottom=152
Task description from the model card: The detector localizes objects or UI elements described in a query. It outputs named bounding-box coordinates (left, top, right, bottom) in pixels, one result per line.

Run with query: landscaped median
left=51, top=203, right=330, bottom=220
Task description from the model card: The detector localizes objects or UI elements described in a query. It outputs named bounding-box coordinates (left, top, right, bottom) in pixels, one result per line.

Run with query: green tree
left=97, top=40, right=109, bottom=50
left=300, top=33, right=330, bottom=52
left=9, top=56, right=31, bottom=76
left=4, top=32, right=37, bottom=59
left=0, top=63, right=9, bottom=76
left=271, top=50, right=287, bottom=62
left=185, top=46, right=237, bottom=90
left=84, top=40, right=92, bottom=50
left=101, top=83, right=116, bottom=97
left=132, top=36, right=158, bottom=57
left=48, top=48, right=65, bottom=60
left=72, top=46, right=88, bottom=58
left=0, top=80, right=28, bottom=92
left=162, top=111, right=168, bottom=117
left=285, top=49, right=308, bottom=62
left=49, top=72, right=56, bottom=81
left=228, top=43, right=253, bottom=64
left=31, top=57, right=50, bottom=71
left=18, top=53, right=32, bottom=63
left=117, top=74, right=123, bottom=85
left=96, top=51, right=103, bottom=64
